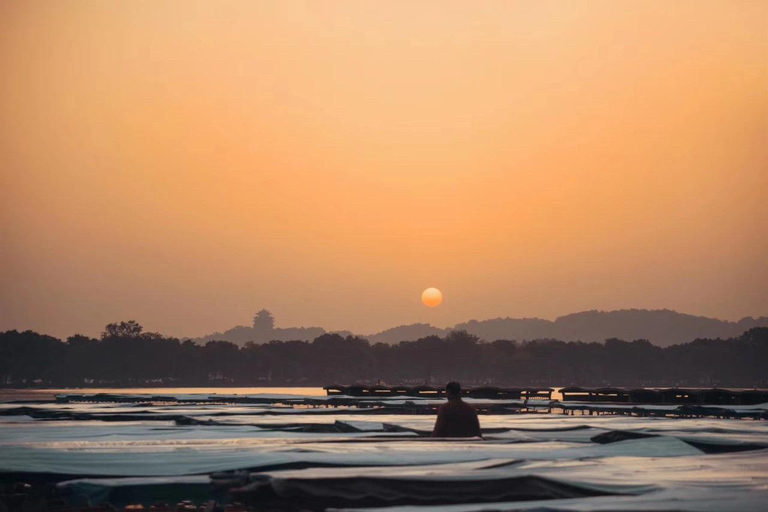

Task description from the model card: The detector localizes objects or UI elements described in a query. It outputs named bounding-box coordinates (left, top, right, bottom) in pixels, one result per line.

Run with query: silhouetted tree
left=1, top=324, right=766, bottom=388
left=102, top=320, right=143, bottom=339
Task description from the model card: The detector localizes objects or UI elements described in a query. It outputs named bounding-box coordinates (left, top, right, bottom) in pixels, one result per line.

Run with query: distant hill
left=193, top=308, right=767, bottom=347
left=365, top=323, right=449, bottom=345
left=366, top=310, right=768, bottom=347
left=194, top=324, right=328, bottom=346
left=455, top=309, right=768, bottom=347
left=192, top=309, right=351, bottom=346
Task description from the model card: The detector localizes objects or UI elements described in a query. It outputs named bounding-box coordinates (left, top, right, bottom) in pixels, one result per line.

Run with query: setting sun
left=0, top=3, right=765, bottom=510
left=421, top=288, right=443, bottom=308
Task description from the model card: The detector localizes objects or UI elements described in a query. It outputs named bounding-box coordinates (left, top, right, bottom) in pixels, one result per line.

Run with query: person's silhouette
left=431, top=381, right=482, bottom=438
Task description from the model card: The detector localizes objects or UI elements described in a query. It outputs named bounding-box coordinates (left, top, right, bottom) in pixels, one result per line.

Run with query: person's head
left=445, top=381, right=462, bottom=399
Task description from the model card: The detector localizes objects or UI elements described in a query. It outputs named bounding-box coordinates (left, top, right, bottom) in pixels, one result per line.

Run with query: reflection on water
left=0, top=387, right=327, bottom=402
left=0, top=387, right=564, bottom=403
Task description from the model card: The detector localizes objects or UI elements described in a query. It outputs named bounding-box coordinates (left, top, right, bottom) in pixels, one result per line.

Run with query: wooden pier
left=323, top=384, right=553, bottom=400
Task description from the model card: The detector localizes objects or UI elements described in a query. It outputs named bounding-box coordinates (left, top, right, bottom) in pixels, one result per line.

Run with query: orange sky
left=1, top=1, right=766, bottom=339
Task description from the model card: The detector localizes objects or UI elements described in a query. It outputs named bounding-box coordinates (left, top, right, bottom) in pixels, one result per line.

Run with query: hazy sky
left=1, top=1, right=766, bottom=339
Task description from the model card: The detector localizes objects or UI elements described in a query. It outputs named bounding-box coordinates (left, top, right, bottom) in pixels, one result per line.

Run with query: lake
left=0, top=387, right=765, bottom=511
left=0, top=386, right=328, bottom=402
left=0, top=386, right=567, bottom=402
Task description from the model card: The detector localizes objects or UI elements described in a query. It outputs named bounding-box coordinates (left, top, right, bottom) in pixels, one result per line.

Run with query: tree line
left=1, top=321, right=766, bottom=388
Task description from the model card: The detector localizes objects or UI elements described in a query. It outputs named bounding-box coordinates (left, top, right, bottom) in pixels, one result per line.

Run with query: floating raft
left=559, top=387, right=768, bottom=405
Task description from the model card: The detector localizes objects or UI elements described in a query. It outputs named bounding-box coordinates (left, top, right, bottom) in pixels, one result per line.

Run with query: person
left=431, top=381, right=482, bottom=438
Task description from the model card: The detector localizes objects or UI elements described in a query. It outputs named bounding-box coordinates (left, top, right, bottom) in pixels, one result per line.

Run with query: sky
left=1, top=1, right=766, bottom=340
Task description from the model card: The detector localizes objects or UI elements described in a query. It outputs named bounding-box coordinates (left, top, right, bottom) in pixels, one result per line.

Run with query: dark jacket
left=431, top=398, right=482, bottom=438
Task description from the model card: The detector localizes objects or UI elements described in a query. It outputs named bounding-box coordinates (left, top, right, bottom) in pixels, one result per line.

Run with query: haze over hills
left=194, top=309, right=353, bottom=346
left=192, top=309, right=768, bottom=348
left=451, top=310, right=768, bottom=348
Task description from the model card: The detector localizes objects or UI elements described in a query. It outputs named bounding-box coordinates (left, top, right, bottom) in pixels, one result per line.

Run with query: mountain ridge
left=191, top=308, right=768, bottom=348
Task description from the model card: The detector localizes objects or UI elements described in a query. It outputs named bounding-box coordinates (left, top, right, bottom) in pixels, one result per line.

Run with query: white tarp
left=1, top=393, right=767, bottom=511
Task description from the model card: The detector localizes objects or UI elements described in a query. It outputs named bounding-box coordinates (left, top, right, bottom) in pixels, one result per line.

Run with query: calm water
left=0, top=387, right=328, bottom=402
left=0, top=388, right=764, bottom=510
left=0, top=387, right=566, bottom=402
